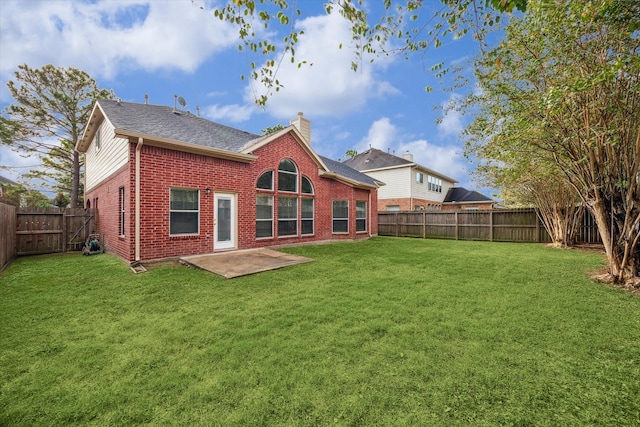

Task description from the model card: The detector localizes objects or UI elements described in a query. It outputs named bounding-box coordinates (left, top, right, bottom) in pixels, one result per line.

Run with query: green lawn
left=1, top=237, right=639, bottom=426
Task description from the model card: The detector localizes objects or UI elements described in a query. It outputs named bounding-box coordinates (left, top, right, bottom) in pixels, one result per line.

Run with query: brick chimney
left=290, top=112, right=311, bottom=145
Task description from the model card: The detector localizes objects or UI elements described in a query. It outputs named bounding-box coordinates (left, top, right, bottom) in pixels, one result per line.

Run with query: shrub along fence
left=0, top=202, right=17, bottom=271
left=378, top=208, right=602, bottom=244
left=15, top=207, right=97, bottom=255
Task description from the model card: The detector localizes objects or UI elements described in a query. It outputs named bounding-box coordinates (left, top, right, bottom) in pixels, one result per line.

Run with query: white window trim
left=332, top=200, right=349, bottom=234
left=256, top=194, right=274, bottom=239
left=356, top=200, right=367, bottom=233
left=169, top=187, right=200, bottom=236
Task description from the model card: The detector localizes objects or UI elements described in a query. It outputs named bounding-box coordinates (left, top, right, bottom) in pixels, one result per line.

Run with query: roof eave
left=115, top=130, right=257, bottom=163
left=319, top=171, right=380, bottom=189
left=76, top=101, right=105, bottom=153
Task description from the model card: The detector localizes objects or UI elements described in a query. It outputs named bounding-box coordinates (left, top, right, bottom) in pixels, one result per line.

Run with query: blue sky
left=0, top=0, right=491, bottom=196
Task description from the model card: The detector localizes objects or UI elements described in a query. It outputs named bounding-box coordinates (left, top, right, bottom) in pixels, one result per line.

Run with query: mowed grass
left=1, top=237, right=639, bottom=426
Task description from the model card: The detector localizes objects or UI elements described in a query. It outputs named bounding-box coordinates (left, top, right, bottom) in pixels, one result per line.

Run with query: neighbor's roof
left=319, top=156, right=382, bottom=188
left=343, top=148, right=457, bottom=183
left=443, top=187, right=494, bottom=203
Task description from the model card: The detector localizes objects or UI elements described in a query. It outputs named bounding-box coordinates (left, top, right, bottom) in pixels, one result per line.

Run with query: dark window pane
left=278, top=220, right=297, bottom=236
left=256, top=195, right=273, bottom=220
left=356, top=219, right=366, bottom=232
left=301, top=176, right=313, bottom=194
left=302, top=198, right=313, bottom=218
left=278, top=159, right=297, bottom=173
left=170, top=212, right=198, bottom=234
left=333, top=200, right=348, bottom=218
left=170, top=189, right=198, bottom=210
left=278, top=197, right=297, bottom=219
left=302, top=219, right=314, bottom=235
left=257, top=171, right=273, bottom=190
left=333, top=219, right=348, bottom=233
left=278, top=172, right=297, bottom=192
left=256, top=220, right=273, bottom=238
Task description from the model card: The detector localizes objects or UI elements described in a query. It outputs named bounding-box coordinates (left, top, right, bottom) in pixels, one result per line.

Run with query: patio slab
left=180, top=248, right=314, bottom=278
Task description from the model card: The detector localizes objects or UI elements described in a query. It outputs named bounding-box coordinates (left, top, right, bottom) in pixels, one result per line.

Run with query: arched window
left=278, top=159, right=298, bottom=192
left=301, top=175, right=313, bottom=194
left=257, top=170, right=273, bottom=190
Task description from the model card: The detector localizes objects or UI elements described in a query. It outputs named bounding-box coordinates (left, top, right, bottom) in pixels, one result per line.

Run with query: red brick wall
left=84, top=160, right=134, bottom=261
left=378, top=197, right=442, bottom=211
left=441, top=202, right=494, bottom=211
left=88, top=134, right=378, bottom=263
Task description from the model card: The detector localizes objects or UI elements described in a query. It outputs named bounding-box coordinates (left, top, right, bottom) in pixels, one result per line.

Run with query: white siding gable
left=364, top=167, right=412, bottom=199
left=84, top=117, right=129, bottom=191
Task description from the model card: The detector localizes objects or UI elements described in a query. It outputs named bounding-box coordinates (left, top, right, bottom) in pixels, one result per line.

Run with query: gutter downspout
left=368, top=190, right=372, bottom=237
left=135, top=137, right=143, bottom=262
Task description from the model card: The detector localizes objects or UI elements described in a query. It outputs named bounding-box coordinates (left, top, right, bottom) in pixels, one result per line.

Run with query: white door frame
left=214, top=192, right=237, bottom=251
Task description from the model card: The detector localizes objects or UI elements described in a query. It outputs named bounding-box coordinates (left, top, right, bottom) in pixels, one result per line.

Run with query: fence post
left=61, top=210, right=67, bottom=253
left=395, top=212, right=399, bottom=237
left=455, top=211, right=459, bottom=240
left=422, top=211, right=426, bottom=239
left=489, top=210, right=494, bottom=242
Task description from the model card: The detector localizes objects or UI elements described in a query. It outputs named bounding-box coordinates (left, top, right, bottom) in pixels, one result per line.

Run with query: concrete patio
left=180, top=248, right=314, bottom=278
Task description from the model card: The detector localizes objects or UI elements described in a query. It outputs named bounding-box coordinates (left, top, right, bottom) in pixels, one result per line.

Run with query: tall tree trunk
left=71, top=150, right=80, bottom=208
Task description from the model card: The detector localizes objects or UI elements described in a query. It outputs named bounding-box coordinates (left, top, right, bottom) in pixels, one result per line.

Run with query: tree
left=210, top=0, right=527, bottom=104
left=0, top=183, right=51, bottom=208
left=345, top=149, right=358, bottom=159
left=1, top=65, right=114, bottom=207
left=465, top=0, right=640, bottom=281
left=261, top=124, right=286, bottom=135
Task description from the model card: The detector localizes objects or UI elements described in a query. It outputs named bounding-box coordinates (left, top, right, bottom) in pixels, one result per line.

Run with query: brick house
left=75, top=100, right=381, bottom=264
left=343, top=148, right=457, bottom=211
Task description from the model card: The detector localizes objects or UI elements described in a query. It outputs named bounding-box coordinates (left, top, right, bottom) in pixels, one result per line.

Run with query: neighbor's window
left=428, top=175, right=442, bottom=193
left=301, top=198, right=314, bottom=235
left=257, top=171, right=273, bottom=190
left=256, top=195, right=273, bottom=238
left=170, top=188, right=199, bottom=235
left=119, top=186, right=125, bottom=236
left=278, top=159, right=298, bottom=192
left=386, top=205, right=400, bottom=211
left=416, top=172, right=424, bottom=184
left=356, top=200, right=367, bottom=232
left=332, top=200, right=349, bottom=233
left=278, top=196, right=298, bottom=236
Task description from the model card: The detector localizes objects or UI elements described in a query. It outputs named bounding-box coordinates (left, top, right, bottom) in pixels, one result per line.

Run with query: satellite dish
left=178, top=96, right=187, bottom=107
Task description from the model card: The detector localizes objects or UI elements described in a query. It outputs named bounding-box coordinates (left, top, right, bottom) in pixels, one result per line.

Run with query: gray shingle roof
left=98, top=99, right=260, bottom=152
left=319, top=156, right=380, bottom=187
left=443, top=187, right=493, bottom=203
left=0, top=175, right=18, bottom=186
left=342, top=148, right=412, bottom=170
left=96, top=100, right=377, bottom=188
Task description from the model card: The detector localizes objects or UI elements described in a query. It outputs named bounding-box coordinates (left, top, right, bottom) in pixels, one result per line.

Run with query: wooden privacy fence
left=1, top=202, right=17, bottom=271
left=378, top=208, right=602, bottom=244
left=16, top=208, right=97, bottom=256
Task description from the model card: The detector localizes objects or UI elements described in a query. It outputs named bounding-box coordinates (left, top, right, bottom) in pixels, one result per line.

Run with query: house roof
left=319, top=156, right=382, bottom=188
left=77, top=100, right=380, bottom=189
left=0, top=175, right=18, bottom=186
left=443, top=187, right=494, bottom=204
left=343, top=148, right=457, bottom=183
left=88, top=99, right=260, bottom=152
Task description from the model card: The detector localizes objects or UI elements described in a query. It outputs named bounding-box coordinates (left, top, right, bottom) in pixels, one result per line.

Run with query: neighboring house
left=442, top=187, right=495, bottom=210
left=343, top=148, right=457, bottom=211
left=75, top=100, right=380, bottom=264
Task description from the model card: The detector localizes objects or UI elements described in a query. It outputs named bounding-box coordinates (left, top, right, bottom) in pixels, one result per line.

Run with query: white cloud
left=356, top=117, right=469, bottom=184
left=356, top=117, right=397, bottom=153
left=247, top=11, right=399, bottom=119
left=0, top=0, right=238, bottom=85
left=202, top=104, right=257, bottom=123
